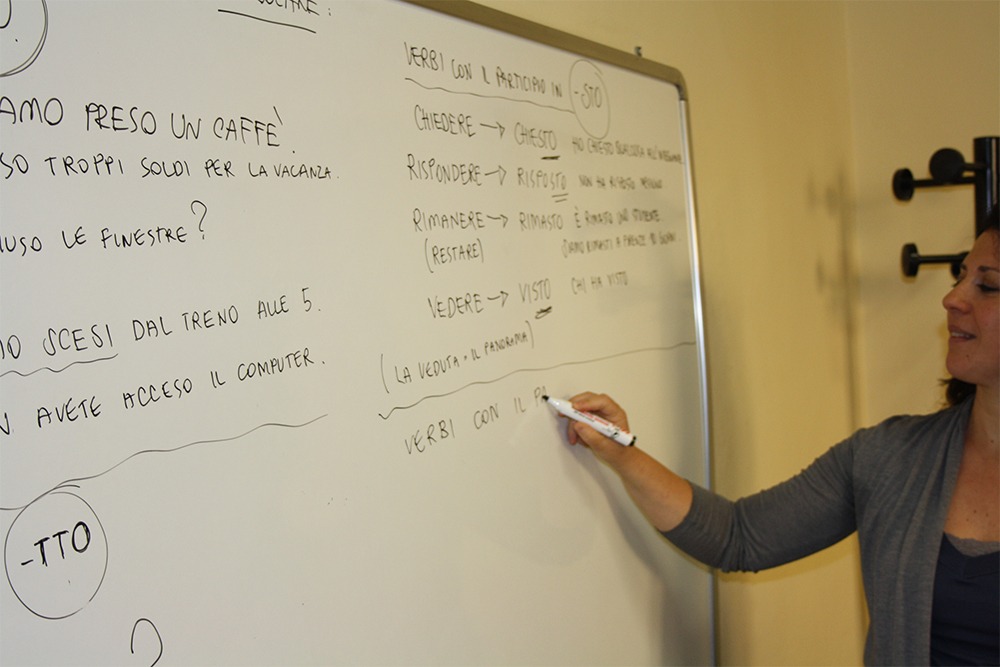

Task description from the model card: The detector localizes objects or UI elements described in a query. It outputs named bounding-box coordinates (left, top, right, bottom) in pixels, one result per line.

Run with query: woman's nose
left=942, top=281, right=970, bottom=312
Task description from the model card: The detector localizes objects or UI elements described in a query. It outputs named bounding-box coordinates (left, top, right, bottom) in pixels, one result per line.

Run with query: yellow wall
left=476, top=1, right=999, bottom=665
left=846, top=1, right=1000, bottom=424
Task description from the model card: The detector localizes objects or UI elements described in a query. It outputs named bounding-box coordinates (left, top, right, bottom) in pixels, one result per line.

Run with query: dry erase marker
left=543, top=396, right=636, bottom=446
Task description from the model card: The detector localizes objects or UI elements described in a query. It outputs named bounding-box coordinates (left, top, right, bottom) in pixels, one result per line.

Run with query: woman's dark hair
left=944, top=204, right=999, bottom=406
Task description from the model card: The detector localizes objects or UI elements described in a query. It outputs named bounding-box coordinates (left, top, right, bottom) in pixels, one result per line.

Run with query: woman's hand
left=563, top=392, right=633, bottom=465
left=561, top=391, right=693, bottom=532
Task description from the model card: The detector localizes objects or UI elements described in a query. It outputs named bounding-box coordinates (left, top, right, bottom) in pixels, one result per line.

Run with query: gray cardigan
left=663, top=398, right=973, bottom=665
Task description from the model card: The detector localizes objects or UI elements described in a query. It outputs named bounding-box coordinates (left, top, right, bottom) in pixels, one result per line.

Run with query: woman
left=563, top=210, right=998, bottom=665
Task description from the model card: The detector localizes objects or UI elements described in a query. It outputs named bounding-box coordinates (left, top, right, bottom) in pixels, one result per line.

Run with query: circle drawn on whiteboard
left=0, top=0, right=49, bottom=77
left=4, top=489, right=109, bottom=619
left=569, top=60, right=610, bottom=139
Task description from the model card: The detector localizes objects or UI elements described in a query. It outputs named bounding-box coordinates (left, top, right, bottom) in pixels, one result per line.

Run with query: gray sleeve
left=661, top=440, right=859, bottom=572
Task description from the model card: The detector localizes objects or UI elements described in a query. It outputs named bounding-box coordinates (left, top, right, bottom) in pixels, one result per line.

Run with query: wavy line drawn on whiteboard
left=4, top=488, right=109, bottom=619
left=131, top=617, right=164, bottom=667
left=378, top=341, right=695, bottom=419
left=217, top=8, right=317, bottom=35
left=405, top=77, right=575, bottom=116
left=0, top=415, right=328, bottom=513
left=0, top=0, right=48, bottom=77
left=0, top=353, right=118, bottom=379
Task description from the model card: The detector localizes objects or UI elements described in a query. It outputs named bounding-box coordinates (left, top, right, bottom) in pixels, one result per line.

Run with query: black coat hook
left=900, top=243, right=966, bottom=278
left=892, top=136, right=998, bottom=279
left=928, top=148, right=982, bottom=183
left=892, top=147, right=977, bottom=200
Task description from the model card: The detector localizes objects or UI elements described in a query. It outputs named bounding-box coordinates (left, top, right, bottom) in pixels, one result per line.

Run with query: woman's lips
left=948, top=326, right=975, bottom=341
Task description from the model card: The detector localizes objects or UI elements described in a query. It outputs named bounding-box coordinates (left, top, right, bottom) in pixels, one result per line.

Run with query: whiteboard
left=0, top=1, right=712, bottom=664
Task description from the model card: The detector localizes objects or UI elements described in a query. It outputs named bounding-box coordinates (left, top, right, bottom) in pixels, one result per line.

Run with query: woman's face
left=942, top=229, right=1000, bottom=392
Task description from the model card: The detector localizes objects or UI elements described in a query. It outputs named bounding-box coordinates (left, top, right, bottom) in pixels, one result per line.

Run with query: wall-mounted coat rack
left=892, top=135, right=998, bottom=277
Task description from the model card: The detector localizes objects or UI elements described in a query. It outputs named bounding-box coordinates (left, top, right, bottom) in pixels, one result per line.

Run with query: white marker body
left=543, top=396, right=636, bottom=446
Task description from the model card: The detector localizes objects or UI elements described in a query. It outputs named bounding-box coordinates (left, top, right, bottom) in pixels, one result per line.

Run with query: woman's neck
left=968, top=387, right=999, bottom=456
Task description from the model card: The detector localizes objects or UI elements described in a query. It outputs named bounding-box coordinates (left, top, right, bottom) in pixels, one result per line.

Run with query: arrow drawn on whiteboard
left=484, top=166, right=507, bottom=186
left=479, top=121, right=506, bottom=139
left=486, top=213, right=509, bottom=229
left=486, top=291, right=509, bottom=307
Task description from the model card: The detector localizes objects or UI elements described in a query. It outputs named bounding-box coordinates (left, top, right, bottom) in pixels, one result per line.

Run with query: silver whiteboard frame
left=401, top=1, right=715, bottom=663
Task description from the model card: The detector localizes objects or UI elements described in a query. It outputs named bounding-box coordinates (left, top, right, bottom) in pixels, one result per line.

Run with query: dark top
left=930, top=535, right=999, bottom=666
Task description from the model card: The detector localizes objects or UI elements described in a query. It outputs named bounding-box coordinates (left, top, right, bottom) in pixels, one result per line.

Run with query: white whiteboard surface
left=0, top=1, right=712, bottom=664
